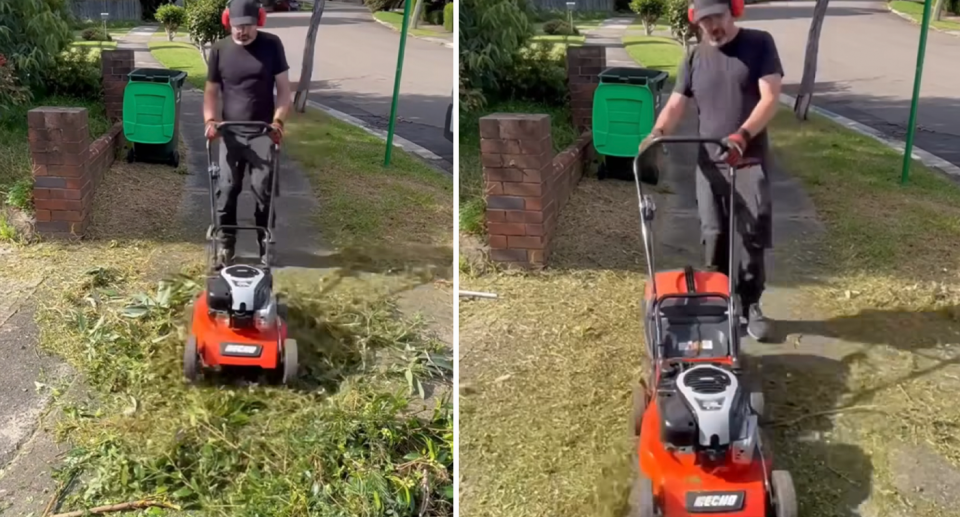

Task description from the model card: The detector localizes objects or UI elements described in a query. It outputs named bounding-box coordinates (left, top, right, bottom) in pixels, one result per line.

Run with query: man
left=642, top=0, right=783, bottom=341
left=203, top=0, right=292, bottom=265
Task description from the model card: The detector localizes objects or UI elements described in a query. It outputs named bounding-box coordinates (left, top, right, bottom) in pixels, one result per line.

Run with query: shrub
left=459, top=0, right=533, bottom=111
left=443, top=2, right=453, bottom=31
left=630, top=0, right=665, bottom=35
left=46, top=48, right=102, bottom=99
left=542, top=18, right=578, bottom=35
left=497, top=42, right=568, bottom=105
left=187, top=0, right=228, bottom=47
left=424, top=8, right=444, bottom=25
left=81, top=27, right=113, bottom=41
left=0, top=0, right=73, bottom=90
left=155, top=4, right=187, bottom=32
left=0, top=55, right=30, bottom=111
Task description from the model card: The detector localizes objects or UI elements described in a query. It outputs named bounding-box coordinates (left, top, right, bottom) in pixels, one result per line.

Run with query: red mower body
left=190, top=293, right=288, bottom=370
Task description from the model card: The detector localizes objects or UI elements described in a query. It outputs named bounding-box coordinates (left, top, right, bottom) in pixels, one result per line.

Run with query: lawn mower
left=182, top=121, right=298, bottom=386
left=628, top=136, right=797, bottom=517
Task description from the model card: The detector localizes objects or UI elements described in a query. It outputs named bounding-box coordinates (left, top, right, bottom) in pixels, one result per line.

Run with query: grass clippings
left=460, top=36, right=960, bottom=517
left=458, top=100, right=578, bottom=235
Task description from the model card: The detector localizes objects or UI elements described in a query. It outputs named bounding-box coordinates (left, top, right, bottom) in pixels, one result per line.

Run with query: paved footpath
left=739, top=0, right=960, bottom=168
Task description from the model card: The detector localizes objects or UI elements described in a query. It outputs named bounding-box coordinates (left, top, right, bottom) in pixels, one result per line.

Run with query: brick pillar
left=566, top=45, right=606, bottom=133
left=101, top=49, right=134, bottom=121
left=29, top=107, right=93, bottom=237
left=480, top=113, right=555, bottom=267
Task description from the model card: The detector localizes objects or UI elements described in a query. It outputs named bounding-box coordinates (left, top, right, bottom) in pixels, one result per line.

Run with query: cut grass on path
left=148, top=40, right=208, bottom=90
left=889, top=0, right=960, bottom=31
left=458, top=101, right=578, bottom=234
left=373, top=11, right=450, bottom=39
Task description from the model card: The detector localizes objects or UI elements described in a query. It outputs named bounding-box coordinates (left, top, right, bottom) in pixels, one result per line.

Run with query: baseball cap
left=691, top=0, right=731, bottom=23
left=228, top=0, right=261, bottom=26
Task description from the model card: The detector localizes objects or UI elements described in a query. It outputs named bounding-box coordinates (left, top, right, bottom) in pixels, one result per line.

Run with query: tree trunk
left=643, top=19, right=653, bottom=35
left=934, top=0, right=946, bottom=21
left=294, top=0, right=327, bottom=113
left=410, top=0, right=425, bottom=29
left=794, top=0, right=830, bottom=120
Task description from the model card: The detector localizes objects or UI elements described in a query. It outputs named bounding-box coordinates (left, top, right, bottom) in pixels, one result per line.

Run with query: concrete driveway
left=740, top=0, right=960, bottom=167
left=261, top=2, right=454, bottom=164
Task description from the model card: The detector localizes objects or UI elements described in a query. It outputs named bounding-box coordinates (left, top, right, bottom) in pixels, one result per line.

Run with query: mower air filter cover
left=207, top=276, right=232, bottom=312
left=658, top=371, right=698, bottom=449
left=677, top=365, right=740, bottom=447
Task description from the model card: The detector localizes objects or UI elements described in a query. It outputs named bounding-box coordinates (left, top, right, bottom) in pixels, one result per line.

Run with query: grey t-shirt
left=674, top=28, right=784, bottom=164
left=207, top=32, right=290, bottom=134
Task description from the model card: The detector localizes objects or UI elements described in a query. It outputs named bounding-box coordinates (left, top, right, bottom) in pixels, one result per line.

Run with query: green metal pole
left=901, top=0, right=934, bottom=184
left=383, top=0, right=413, bottom=167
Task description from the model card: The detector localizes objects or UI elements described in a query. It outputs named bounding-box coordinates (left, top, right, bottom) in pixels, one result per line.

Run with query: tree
left=294, top=0, right=327, bottom=112
left=156, top=4, right=187, bottom=41
left=793, top=0, right=829, bottom=120
left=664, top=0, right=697, bottom=49
left=630, top=0, right=666, bottom=35
left=186, top=0, right=228, bottom=62
left=0, top=0, right=72, bottom=92
left=459, top=0, right=533, bottom=111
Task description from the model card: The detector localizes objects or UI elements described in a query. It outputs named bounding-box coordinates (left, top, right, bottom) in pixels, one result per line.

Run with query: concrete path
left=739, top=0, right=960, bottom=167
left=261, top=3, right=453, bottom=165
left=584, top=16, right=637, bottom=68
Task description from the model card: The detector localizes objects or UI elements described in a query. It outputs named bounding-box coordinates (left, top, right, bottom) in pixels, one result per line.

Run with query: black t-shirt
left=674, top=28, right=784, bottom=163
left=207, top=32, right=290, bottom=130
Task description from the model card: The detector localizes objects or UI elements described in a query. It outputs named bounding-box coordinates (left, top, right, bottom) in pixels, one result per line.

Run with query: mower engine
left=206, top=265, right=277, bottom=330
left=658, top=363, right=758, bottom=465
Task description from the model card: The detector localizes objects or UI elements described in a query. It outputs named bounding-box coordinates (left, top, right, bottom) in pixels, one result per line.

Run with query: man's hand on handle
left=638, top=127, right=665, bottom=155
left=205, top=120, right=219, bottom=140
left=719, top=129, right=751, bottom=166
left=269, top=119, right=284, bottom=145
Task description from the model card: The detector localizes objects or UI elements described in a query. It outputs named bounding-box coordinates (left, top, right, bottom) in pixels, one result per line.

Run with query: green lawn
left=889, top=0, right=960, bottom=30
left=622, top=35, right=685, bottom=84
left=71, top=28, right=128, bottom=49
left=626, top=16, right=671, bottom=34
left=148, top=40, right=208, bottom=90
left=459, top=101, right=578, bottom=234
left=373, top=11, right=451, bottom=38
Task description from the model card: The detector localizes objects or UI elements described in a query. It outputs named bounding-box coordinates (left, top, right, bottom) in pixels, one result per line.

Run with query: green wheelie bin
left=591, top=67, right=669, bottom=182
left=122, top=68, right=188, bottom=168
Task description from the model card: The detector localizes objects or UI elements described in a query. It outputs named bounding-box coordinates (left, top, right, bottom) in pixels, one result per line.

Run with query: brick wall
left=566, top=45, right=606, bottom=133
left=29, top=109, right=124, bottom=237
left=481, top=114, right=594, bottom=267
left=101, top=49, right=133, bottom=121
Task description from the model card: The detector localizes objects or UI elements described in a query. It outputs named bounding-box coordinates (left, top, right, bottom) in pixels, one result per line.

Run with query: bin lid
left=598, top=67, right=669, bottom=88
left=128, top=68, right=188, bottom=89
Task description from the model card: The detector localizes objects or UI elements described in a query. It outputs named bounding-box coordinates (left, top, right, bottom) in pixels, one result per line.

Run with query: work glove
left=269, top=121, right=284, bottom=145
left=204, top=120, right=219, bottom=140
left=720, top=131, right=748, bottom=166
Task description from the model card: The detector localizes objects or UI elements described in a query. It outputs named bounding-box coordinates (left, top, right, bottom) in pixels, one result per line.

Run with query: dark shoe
left=217, top=245, right=236, bottom=267
left=746, top=303, right=772, bottom=342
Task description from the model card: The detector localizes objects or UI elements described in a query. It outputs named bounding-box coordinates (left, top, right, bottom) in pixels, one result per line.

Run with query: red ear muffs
left=687, top=0, right=745, bottom=23
left=221, top=7, right=267, bottom=29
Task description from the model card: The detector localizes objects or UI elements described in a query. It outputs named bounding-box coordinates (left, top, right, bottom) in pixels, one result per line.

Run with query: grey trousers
left=695, top=161, right=773, bottom=309
left=216, top=131, right=274, bottom=251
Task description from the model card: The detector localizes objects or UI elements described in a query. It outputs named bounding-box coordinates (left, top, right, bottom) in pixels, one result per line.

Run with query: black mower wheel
left=281, top=338, right=298, bottom=385
left=770, top=470, right=797, bottom=517
left=630, top=476, right=657, bottom=517
left=632, top=382, right=649, bottom=437
left=183, top=336, right=200, bottom=384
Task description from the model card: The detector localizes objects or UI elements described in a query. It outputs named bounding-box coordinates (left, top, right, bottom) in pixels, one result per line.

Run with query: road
left=261, top=2, right=454, bottom=165
left=739, top=0, right=960, bottom=167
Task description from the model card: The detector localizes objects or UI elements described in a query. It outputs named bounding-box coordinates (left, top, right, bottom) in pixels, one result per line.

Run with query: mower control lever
left=214, top=121, right=280, bottom=135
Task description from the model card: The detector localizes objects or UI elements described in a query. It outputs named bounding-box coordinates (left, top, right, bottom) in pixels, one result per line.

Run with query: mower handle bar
left=214, top=121, right=280, bottom=135
left=631, top=135, right=742, bottom=371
